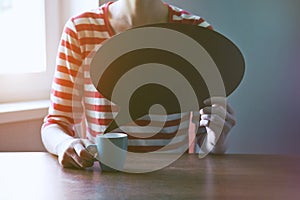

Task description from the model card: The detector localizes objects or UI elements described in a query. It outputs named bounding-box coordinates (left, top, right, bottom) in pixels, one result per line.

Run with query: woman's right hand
left=56, top=138, right=95, bottom=169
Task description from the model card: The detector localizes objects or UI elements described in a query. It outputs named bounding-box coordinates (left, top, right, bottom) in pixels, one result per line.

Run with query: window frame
left=0, top=0, right=60, bottom=103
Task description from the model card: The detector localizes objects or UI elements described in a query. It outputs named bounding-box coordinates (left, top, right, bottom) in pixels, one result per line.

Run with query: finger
left=73, top=143, right=95, bottom=168
left=60, top=148, right=83, bottom=169
left=200, top=105, right=236, bottom=127
left=203, top=97, right=227, bottom=107
left=225, top=112, right=236, bottom=127
left=226, top=102, right=235, bottom=115
left=200, top=105, right=226, bottom=119
left=201, top=112, right=236, bottom=128
left=74, top=158, right=94, bottom=168
left=201, top=115, right=224, bottom=129
left=70, top=150, right=93, bottom=169
left=81, top=139, right=98, bottom=160
left=199, top=119, right=210, bottom=127
left=200, top=114, right=233, bottom=133
left=74, top=142, right=95, bottom=161
left=67, top=158, right=83, bottom=169
left=200, top=114, right=234, bottom=130
left=203, top=97, right=234, bottom=115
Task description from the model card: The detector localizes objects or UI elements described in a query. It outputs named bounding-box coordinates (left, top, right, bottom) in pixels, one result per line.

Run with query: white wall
left=164, top=0, right=300, bottom=155
left=0, top=119, right=46, bottom=151
left=60, top=0, right=99, bottom=27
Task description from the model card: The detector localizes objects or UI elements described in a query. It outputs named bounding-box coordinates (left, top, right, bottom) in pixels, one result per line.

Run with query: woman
left=41, top=0, right=236, bottom=169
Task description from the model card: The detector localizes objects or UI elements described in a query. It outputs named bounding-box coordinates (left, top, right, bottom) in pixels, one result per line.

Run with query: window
left=0, top=0, right=46, bottom=74
left=0, top=0, right=60, bottom=103
left=0, top=0, right=99, bottom=104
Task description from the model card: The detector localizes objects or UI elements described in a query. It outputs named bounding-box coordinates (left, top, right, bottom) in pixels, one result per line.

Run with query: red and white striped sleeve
left=42, top=17, right=85, bottom=136
left=42, top=6, right=112, bottom=137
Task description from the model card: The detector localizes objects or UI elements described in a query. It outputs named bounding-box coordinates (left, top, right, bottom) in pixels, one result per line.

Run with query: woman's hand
left=200, top=97, right=236, bottom=154
left=56, top=138, right=95, bottom=169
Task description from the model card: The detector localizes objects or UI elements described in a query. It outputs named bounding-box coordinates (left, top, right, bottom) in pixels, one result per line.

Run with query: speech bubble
left=85, top=23, right=245, bottom=172
left=90, top=23, right=245, bottom=133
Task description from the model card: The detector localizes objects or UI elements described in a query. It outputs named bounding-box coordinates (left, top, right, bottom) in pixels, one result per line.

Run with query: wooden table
left=0, top=152, right=299, bottom=200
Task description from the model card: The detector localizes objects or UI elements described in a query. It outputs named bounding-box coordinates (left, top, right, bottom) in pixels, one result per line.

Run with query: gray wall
left=164, top=0, right=300, bottom=154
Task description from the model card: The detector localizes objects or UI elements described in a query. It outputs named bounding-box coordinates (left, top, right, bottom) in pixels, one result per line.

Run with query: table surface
left=0, top=152, right=299, bottom=200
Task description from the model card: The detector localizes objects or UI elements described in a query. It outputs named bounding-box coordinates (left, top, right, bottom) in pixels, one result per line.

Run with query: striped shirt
left=42, top=2, right=212, bottom=153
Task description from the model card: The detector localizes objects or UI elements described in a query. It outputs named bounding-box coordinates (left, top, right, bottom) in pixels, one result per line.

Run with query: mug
left=87, top=133, right=128, bottom=172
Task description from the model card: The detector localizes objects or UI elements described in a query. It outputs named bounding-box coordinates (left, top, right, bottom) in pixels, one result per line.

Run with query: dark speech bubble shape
left=89, top=23, right=245, bottom=133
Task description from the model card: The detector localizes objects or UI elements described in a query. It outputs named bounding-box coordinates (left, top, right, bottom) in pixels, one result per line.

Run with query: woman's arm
left=41, top=15, right=94, bottom=168
left=42, top=125, right=94, bottom=169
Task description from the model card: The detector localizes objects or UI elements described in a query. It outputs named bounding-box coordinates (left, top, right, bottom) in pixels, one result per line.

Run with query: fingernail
left=199, top=109, right=204, bottom=115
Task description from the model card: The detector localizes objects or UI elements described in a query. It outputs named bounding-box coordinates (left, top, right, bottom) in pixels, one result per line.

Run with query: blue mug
left=87, top=133, right=128, bottom=172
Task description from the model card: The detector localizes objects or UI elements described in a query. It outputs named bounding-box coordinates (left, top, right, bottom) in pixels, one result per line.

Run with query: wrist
left=55, top=138, right=78, bottom=156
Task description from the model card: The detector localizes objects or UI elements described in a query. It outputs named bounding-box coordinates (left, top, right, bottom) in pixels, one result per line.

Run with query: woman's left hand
left=199, top=97, right=236, bottom=154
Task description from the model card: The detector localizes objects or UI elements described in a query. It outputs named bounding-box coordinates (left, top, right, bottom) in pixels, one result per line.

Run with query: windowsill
left=0, top=100, right=50, bottom=124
